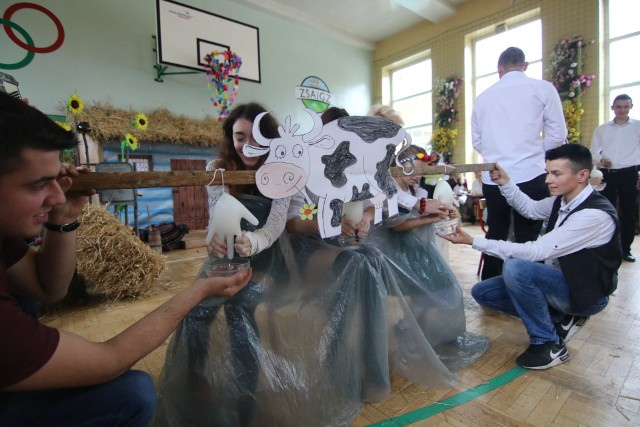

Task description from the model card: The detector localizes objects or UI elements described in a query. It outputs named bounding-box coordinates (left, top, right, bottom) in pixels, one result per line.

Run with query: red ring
left=3, top=2, right=64, bottom=53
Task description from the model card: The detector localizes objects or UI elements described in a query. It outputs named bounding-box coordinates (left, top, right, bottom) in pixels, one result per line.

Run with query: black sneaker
left=555, top=315, right=589, bottom=342
left=516, top=341, right=570, bottom=370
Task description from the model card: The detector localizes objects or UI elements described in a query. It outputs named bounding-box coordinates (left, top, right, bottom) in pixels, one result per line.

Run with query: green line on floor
left=367, top=366, right=528, bottom=426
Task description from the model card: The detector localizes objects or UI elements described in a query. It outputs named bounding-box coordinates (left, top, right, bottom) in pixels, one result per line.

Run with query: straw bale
left=62, top=102, right=223, bottom=147
left=76, top=204, right=166, bottom=300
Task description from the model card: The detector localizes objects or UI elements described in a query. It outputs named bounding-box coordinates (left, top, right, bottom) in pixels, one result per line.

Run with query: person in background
left=590, top=94, right=640, bottom=262
left=441, top=144, right=621, bottom=370
left=472, top=46, right=567, bottom=280
left=0, top=93, right=250, bottom=426
left=461, top=170, right=484, bottom=224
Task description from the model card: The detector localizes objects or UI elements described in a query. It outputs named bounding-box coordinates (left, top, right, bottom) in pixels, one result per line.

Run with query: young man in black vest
left=441, top=143, right=622, bottom=370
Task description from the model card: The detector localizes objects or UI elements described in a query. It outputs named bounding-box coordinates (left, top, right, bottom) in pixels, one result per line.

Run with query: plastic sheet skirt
left=155, top=200, right=489, bottom=427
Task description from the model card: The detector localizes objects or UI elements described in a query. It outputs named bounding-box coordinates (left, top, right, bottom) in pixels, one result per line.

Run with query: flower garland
left=431, top=76, right=462, bottom=155
left=204, top=49, right=242, bottom=122
left=547, top=35, right=595, bottom=143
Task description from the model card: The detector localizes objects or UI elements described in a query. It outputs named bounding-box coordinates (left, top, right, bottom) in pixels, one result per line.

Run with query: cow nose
left=283, top=172, right=295, bottom=184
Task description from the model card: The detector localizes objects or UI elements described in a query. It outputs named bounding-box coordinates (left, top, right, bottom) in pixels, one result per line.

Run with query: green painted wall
left=1, top=0, right=372, bottom=125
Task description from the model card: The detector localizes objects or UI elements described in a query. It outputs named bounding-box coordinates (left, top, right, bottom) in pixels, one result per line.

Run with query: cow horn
left=252, top=112, right=272, bottom=147
left=302, top=108, right=324, bottom=143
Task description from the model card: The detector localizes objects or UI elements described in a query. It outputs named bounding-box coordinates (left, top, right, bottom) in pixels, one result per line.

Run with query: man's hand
left=49, top=164, right=95, bottom=223
left=437, top=226, right=474, bottom=245
left=489, top=163, right=510, bottom=186
left=598, top=157, right=613, bottom=169
left=196, top=268, right=252, bottom=298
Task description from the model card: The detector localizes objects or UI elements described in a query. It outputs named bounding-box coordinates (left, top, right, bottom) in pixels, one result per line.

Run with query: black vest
left=546, top=191, right=622, bottom=312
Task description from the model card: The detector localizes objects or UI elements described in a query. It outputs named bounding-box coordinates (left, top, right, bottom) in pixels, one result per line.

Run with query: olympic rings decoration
left=0, top=18, right=34, bottom=69
left=1, top=2, right=64, bottom=70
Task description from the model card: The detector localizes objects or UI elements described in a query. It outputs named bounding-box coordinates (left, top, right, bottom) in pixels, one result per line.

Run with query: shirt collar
left=560, top=185, right=594, bottom=213
left=609, top=117, right=636, bottom=126
left=500, top=70, right=525, bottom=81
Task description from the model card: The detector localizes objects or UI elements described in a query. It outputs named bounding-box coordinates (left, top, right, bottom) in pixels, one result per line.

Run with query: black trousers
left=600, top=166, right=638, bottom=254
left=481, top=173, right=549, bottom=280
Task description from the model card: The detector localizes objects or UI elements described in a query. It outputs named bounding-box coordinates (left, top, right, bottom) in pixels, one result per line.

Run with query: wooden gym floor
left=42, top=223, right=640, bottom=426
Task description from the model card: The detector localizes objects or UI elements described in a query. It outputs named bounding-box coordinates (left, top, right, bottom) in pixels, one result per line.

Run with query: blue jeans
left=0, top=370, right=156, bottom=427
left=471, top=259, right=608, bottom=345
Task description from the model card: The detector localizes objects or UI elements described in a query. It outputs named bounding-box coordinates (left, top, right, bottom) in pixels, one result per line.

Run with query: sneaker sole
left=518, top=352, right=570, bottom=370
left=562, top=317, right=590, bottom=342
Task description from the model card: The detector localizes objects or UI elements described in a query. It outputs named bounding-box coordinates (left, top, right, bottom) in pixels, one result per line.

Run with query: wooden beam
left=69, top=163, right=496, bottom=191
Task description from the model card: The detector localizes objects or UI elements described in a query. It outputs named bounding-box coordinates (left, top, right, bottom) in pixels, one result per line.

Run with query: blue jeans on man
left=0, top=370, right=157, bottom=426
left=472, top=258, right=608, bottom=345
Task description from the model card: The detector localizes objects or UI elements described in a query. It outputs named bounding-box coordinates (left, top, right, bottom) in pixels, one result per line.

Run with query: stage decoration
left=119, top=112, right=149, bottom=160
left=76, top=204, right=166, bottom=300
left=299, top=203, right=318, bottom=220
left=244, top=110, right=409, bottom=238
left=204, top=49, right=242, bottom=122
left=67, top=93, right=84, bottom=115
left=1, top=2, right=65, bottom=70
left=55, top=120, right=71, bottom=131
left=132, top=113, right=149, bottom=130
left=64, top=93, right=88, bottom=166
left=547, top=35, right=596, bottom=143
left=431, top=76, right=462, bottom=158
left=70, top=103, right=222, bottom=147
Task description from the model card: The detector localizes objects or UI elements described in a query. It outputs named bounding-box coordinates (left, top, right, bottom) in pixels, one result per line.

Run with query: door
left=171, top=159, right=208, bottom=230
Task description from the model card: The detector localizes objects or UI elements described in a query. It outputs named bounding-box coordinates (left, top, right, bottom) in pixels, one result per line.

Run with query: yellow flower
left=67, top=94, right=84, bottom=115
left=123, top=132, right=138, bottom=150
left=298, top=203, right=318, bottom=220
left=132, top=113, right=149, bottom=131
left=55, top=121, right=71, bottom=131
left=431, top=126, right=458, bottom=153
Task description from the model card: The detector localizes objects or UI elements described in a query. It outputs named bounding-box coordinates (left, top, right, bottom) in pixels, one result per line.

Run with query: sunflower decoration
left=66, top=94, right=84, bottom=116
left=132, top=113, right=149, bottom=131
left=122, top=132, right=138, bottom=150
left=299, top=203, right=318, bottom=220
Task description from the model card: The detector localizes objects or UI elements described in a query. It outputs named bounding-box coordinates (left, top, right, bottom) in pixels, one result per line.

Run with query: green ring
left=0, top=18, right=35, bottom=70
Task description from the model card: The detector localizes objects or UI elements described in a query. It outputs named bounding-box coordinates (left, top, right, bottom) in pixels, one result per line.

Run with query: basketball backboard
left=155, top=0, right=261, bottom=83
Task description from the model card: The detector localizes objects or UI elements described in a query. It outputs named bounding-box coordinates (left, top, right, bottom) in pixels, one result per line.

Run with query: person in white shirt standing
left=472, top=47, right=567, bottom=280
left=590, top=94, right=640, bottom=262
left=441, top=144, right=622, bottom=370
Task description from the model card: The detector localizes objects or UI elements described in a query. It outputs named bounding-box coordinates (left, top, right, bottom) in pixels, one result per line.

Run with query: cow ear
left=308, top=135, right=335, bottom=150
left=243, top=144, right=269, bottom=157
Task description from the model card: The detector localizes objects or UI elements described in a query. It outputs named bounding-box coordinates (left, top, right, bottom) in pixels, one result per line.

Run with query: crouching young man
left=0, top=92, right=251, bottom=425
left=441, top=143, right=621, bottom=369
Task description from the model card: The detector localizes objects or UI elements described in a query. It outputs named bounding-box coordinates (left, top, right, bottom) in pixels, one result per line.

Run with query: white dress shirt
left=590, top=118, right=640, bottom=169
left=472, top=180, right=615, bottom=265
left=472, top=71, right=567, bottom=185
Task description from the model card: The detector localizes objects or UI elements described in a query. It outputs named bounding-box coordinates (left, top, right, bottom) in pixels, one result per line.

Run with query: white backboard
left=156, top=0, right=261, bottom=82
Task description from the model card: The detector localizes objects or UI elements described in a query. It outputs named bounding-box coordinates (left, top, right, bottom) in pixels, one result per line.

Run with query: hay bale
left=76, top=204, right=166, bottom=300
left=60, top=102, right=224, bottom=147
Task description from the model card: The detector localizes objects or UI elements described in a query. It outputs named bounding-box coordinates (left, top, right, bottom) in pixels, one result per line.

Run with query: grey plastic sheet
left=155, top=195, right=489, bottom=427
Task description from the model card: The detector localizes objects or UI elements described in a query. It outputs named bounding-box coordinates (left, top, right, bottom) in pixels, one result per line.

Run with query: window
left=605, top=0, right=640, bottom=120
left=472, top=19, right=542, bottom=98
left=118, top=154, right=153, bottom=171
left=383, top=57, right=433, bottom=150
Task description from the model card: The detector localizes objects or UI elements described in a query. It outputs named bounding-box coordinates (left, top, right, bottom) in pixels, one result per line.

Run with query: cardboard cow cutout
left=243, top=109, right=411, bottom=238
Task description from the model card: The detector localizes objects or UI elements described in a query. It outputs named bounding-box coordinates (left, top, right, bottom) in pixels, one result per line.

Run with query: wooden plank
left=69, top=163, right=496, bottom=191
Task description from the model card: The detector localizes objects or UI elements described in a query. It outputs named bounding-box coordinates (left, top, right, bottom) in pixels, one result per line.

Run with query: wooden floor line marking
left=367, top=366, right=528, bottom=426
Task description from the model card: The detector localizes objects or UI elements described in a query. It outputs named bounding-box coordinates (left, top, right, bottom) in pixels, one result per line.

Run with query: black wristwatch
left=44, top=221, right=81, bottom=232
